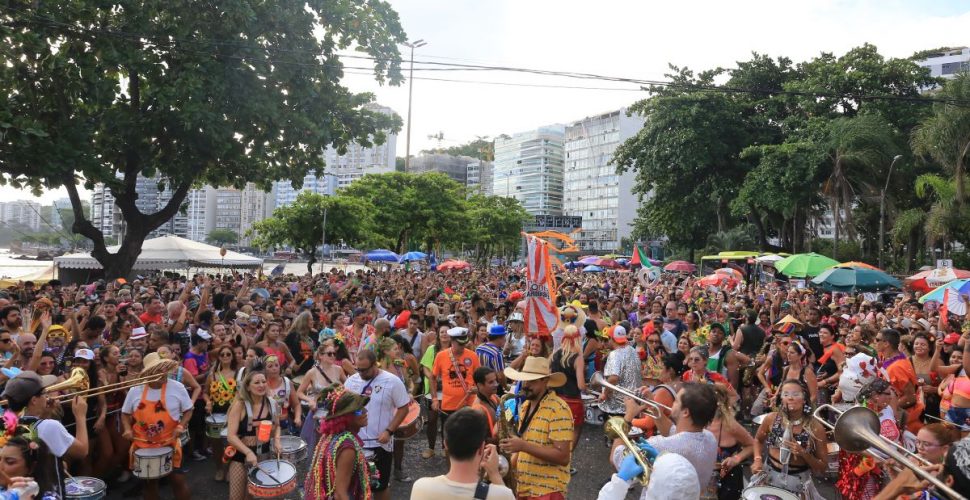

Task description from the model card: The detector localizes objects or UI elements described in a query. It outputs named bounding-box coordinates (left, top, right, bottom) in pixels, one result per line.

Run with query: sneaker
left=421, top=448, right=435, bottom=459
left=191, top=450, right=208, bottom=462
left=570, top=467, right=578, bottom=476
left=394, top=470, right=413, bottom=483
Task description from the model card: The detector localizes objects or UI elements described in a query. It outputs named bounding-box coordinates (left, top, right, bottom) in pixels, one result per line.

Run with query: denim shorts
left=946, top=406, right=970, bottom=427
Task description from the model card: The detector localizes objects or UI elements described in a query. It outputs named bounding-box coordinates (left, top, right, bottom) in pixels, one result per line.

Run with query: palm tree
left=821, top=114, right=897, bottom=259
left=912, top=73, right=970, bottom=202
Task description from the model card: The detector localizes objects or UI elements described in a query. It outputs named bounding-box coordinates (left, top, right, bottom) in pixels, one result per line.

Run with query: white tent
left=54, top=234, right=263, bottom=270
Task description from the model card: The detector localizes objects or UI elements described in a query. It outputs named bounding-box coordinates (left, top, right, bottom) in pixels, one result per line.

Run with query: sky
left=5, top=0, right=970, bottom=204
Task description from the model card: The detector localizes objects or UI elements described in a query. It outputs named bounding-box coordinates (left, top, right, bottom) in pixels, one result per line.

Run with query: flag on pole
left=522, top=234, right=560, bottom=340
left=631, top=245, right=651, bottom=268
left=941, top=288, right=949, bottom=319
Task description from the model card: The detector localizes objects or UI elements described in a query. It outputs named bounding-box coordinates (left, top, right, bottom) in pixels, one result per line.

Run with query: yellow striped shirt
left=515, top=392, right=573, bottom=496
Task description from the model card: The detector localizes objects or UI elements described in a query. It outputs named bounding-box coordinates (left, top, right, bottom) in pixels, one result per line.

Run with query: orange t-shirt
left=885, top=358, right=924, bottom=433
left=432, top=348, right=481, bottom=411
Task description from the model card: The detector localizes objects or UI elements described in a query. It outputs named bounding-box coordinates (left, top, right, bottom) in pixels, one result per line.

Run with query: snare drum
left=278, top=436, right=307, bottom=463
left=220, top=427, right=228, bottom=445
left=581, top=392, right=597, bottom=408
left=247, top=459, right=297, bottom=498
left=741, top=485, right=799, bottom=500
left=826, top=442, right=840, bottom=480
left=65, top=476, right=106, bottom=500
left=206, top=413, right=228, bottom=439
left=132, top=446, right=174, bottom=479
left=585, top=403, right=605, bottom=426
left=393, top=401, right=424, bottom=440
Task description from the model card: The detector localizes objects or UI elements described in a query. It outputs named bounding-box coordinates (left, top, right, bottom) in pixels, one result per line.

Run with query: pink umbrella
left=698, top=273, right=738, bottom=288
left=715, top=267, right=744, bottom=280
left=437, top=259, right=471, bottom=271
left=664, top=260, right=696, bottom=273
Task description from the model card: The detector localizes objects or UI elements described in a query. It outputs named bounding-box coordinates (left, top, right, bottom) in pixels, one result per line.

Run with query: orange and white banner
left=522, top=234, right=560, bottom=339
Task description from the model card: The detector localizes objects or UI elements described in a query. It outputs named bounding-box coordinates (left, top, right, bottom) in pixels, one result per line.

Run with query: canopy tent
left=54, top=235, right=263, bottom=271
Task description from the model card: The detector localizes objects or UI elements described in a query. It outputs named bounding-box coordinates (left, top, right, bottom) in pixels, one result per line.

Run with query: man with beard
left=501, top=356, right=573, bottom=499
left=0, top=305, right=23, bottom=339
left=430, top=328, right=480, bottom=428
left=15, top=332, right=35, bottom=369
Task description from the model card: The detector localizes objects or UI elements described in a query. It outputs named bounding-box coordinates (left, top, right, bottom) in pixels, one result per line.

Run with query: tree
left=912, top=73, right=970, bottom=202
left=206, top=229, right=239, bottom=246
left=819, top=114, right=897, bottom=259
left=463, top=195, right=530, bottom=264
left=248, top=191, right=377, bottom=274
left=0, top=1, right=406, bottom=278
left=341, top=172, right=468, bottom=253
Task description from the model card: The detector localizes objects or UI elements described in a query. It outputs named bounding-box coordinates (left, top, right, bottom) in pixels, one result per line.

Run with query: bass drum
left=741, top=486, right=799, bottom=500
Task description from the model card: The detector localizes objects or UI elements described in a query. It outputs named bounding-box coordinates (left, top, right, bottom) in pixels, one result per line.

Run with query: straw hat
left=504, top=356, right=566, bottom=387
left=141, top=352, right=177, bottom=377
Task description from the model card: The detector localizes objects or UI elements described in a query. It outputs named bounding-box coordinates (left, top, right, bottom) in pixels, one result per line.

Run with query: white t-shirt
left=344, top=369, right=409, bottom=452
left=36, top=419, right=75, bottom=458
left=122, top=381, right=193, bottom=422
left=411, top=475, right=515, bottom=500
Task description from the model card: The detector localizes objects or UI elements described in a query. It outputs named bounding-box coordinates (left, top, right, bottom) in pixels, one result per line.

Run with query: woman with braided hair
left=305, top=383, right=373, bottom=500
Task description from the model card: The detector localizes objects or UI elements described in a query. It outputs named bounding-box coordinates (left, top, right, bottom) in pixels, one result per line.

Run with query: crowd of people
left=0, top=265, right=967, bottom=499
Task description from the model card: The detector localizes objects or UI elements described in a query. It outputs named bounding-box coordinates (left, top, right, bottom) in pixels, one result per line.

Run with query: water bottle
left=0, top=480, right=40, bottom=500
left=778, top=423, right=792, bottom=465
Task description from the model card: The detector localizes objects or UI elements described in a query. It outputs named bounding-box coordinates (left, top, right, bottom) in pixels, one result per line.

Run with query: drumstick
left=924, top=414, right=970, bottom=431
left=253, top=464, right=283, bottom=485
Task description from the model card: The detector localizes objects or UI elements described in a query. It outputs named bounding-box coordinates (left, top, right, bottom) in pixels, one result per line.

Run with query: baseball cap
left=488, top=325, right=507, bottom=337
left=73, top=348, right=95, bottom=361
left=945, top=333, right=961, bottom=345
left=610, top=325, right=628, bottom=344
left=195, top=329, right=212, bottom=341
left=1, top=371, right=58, bottom=405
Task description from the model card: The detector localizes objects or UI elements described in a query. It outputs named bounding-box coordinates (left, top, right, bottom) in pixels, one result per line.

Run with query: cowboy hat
left=504, top=356, right=566, bottom=388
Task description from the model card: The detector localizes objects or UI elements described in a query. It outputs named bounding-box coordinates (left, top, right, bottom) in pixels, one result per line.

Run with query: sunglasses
left=322, top=352, right=336, bottom=357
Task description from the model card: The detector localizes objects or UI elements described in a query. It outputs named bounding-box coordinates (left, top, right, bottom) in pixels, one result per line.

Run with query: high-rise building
left=0, top=201, right=42, bottom=232
left=915, top=47, right=970, bottom=80
left=409, top=153, right=477, bottom=185
left=90, top=184, right=117, bottom=238
left=465, top=160, right=493, bottom=196
left=563, top=108, right=645, bottom=253
left=275, top=103, right=398, bottom=207
left=493, top=126, right=565, bottom=216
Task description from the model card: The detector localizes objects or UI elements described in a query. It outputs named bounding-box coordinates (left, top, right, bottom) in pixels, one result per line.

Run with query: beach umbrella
left=582, top=265, right=604, bottom=273
left=906, top=268, right=970, bottom=293
left=364, top=249, right=400, bottom=262
left=756, top=254, right=785, bottom=264
left=919, top=279, right=970, bottom=304
left=697, top=273, right=738, bottom=288
left=774, top=253, right=840, bottom=278
left=251, top=287, right=271, bottom=299
left=664, top=260, right=697, bottom=273
left=810, top=267, right=902, bottom=292
left=944, top=288, right=969, bottom=317
left=715, top=267, right=744, bottom=280
left=616, top=258, right=630, bottom=266
left=564, top=261, right=584, bottom=270
left=834, top=261, right=881, bottom=270
left=774, top=314, right=803, bottom=334
left=437, top=259, right=471, bottom=271
left=398, top=251, right=428, bottom=263
left=647, top=258, right=663, bottom=266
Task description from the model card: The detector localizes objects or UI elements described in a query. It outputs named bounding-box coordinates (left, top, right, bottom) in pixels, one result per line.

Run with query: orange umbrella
left=437, top=259, right=471, bottom=271
left=698, top=274, right=738, bottom=288
left=835, top=261, right=881, bottom=270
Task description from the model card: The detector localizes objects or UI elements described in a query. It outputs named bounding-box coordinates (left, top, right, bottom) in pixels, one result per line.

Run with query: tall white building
left=466, top=160, right=493, bottom=196
left=0, top=201, right=42, bottom=232
left=563, top=108, right=645, bottom=253
left=916, top=47, right=970, bottom=80
left=493, top=126, right=565, bottom=216
left=274, top=103, right=398, bottom=207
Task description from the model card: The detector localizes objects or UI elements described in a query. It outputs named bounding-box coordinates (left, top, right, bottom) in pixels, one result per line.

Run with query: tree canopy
left=0, top=1, right=407, bottom=277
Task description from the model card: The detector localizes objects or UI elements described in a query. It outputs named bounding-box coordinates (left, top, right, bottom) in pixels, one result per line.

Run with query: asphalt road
left=105, top=419, right=839, bottom=499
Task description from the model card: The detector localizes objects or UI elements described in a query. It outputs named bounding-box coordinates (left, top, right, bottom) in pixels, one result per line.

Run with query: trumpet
left=816, top=404, right=967, bottom=500
left=604, top=416, right=651, bottom=486
left=589, top=372, right=673, bottom=419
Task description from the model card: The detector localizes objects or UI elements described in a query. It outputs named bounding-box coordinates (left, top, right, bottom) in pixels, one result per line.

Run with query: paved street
left=105, top=418, right=838, bottom=499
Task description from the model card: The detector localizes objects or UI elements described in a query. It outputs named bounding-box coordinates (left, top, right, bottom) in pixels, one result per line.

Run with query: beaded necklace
left=306, top=429, right=371, bottom=500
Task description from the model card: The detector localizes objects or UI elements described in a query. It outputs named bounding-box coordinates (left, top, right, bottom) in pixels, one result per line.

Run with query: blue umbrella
left=364, top=249, right=400, bottom=263
left=398, top=251, right=428, bottom=263
left=564, top=261, right=583, bottom=269
left=430, top=252, right=438, bottom=271
left=919, top=279, right=970, bottom=304
left=582, top=265, right=604, bottom=273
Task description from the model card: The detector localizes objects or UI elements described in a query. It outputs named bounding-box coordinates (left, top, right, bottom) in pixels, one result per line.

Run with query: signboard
left=531, top=215, right=582, bottom=229
left=937, top=259, right=953, bottom=269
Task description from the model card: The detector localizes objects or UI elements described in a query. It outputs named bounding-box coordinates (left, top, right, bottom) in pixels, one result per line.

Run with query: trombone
left=813, top=404, right=931, bottom=466
left=815, top=404, right=967, bottom=500
left=589, top=372, right=673, bottom=419
left=604, top=416, right=651, bottom=486
left=50, top=371, right=168, bottom=402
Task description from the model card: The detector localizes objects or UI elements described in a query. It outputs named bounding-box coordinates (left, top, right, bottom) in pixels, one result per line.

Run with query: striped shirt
left=475, top=342, right=504, bottom=373
left=515, top=391, right=573, bottom=496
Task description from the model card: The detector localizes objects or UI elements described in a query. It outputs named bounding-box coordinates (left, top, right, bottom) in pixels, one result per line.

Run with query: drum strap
left=473, top=481, right=490, bottom=500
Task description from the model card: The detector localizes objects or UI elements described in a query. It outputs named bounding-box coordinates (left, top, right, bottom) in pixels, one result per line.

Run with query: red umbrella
left=906, top=268, right=970, bottom=293
left=438, top=259, right=471, bottom=271
left=664, top=260, right=696, bottom=273
left=714, top=267, right=744, bottom=280
left=698, top=273, right=738, bottom=288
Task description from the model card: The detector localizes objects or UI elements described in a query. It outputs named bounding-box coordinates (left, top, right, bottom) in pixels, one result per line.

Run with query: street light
left=879, top=154, right=904, bottom=270
left=319, top=172, right=339, bottom=274
left=403, top=39, right=427, bottom=173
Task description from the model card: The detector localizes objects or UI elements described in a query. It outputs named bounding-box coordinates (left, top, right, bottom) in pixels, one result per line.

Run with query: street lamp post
left=403, top=39, right=427, bottom=173
left=879, top=154, right=903, bottom=270
left=320, top=173, right=339, bottom=274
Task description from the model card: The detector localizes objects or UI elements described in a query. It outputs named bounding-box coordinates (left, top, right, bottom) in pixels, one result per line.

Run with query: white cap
left=73, top=348, right=95, bottom=361
left=446, top=327, right=469, bottom=338
left=196, top=329, right=212, bottom=341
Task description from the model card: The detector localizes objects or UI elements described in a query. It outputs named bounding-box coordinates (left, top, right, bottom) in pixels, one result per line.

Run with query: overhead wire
left=2, top=6, right=968, bottom=106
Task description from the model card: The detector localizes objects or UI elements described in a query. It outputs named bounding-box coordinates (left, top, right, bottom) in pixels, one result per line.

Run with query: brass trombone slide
left=819, top=405, right=967, bottom=500
left=50, top=371, right=168, bottom=402
left=589, top=371, right=673, bottom=419
left=813, top=404, right=932, bottom=466
left=0, top=367, right=89, bottom=407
